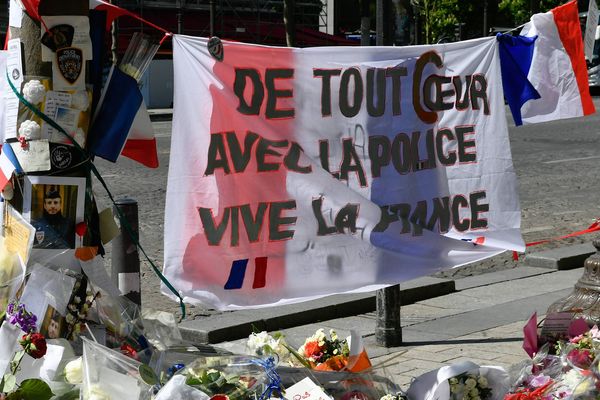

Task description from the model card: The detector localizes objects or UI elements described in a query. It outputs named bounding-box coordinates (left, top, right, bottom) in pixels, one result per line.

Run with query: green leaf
left=2, top=373, right=16, bottom=393
left=138, top=364, right=159, bottom=386
left=10, top=379, right=53, bottom=400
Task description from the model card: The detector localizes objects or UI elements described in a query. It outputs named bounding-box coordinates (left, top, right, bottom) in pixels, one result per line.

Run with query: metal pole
left=483, top=0, right=488, bottom=37
left=376, top=0, right=384, bottom=45
left=210, top=0, right=216, bottom=37
left=112, top=198, right=141, bottom=307
left=376, top=284, right=403, bottom=346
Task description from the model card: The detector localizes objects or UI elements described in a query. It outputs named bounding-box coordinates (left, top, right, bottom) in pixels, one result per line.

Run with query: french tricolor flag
left=90, top=66, right=159, bottom=168
left=507, top=0, right=595, bottom=124
left=0, top=143, right=22, bottom=192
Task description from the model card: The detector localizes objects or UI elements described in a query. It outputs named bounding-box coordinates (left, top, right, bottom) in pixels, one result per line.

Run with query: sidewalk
left=178, top=243, right=594, bottom=391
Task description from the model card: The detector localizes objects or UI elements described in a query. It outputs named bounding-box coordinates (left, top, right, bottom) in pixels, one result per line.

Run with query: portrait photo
left=23, top=176, right=86, bottom=250
left=40, top=304, right=66, bottom=339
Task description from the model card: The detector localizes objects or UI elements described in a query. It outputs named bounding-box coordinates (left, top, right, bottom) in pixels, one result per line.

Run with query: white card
left=10, top=140, right=51, bottom=173
left=9, top=0, right=22, bottom=28
left=42, top=91, right=71, bottom=139
left=7, top=39, right=23, bottom=93
left=284, top=377, right=333, bottom=400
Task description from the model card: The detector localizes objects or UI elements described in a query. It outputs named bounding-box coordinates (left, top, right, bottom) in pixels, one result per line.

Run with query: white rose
left=477, top=376, right=488, bottom=388
left=71, top=91, right=90, bottom=111
left=18, top=120, right=41, bottom=140
left=64, top=357, right=83, bottom=384
left=22, top=80, right=46, bottom=104
left=464, top=378, right=477, bottom=389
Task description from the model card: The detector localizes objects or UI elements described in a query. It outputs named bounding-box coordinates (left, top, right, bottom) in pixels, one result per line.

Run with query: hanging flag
left=519, top=0, right=595, bottom=123
left=89, top=66, right=158, bottom=167
left=121, top=101, right=159, bottom=168
left=496, top=34, right=540, bottom=126
left=0, top=143, right=22, bottom=191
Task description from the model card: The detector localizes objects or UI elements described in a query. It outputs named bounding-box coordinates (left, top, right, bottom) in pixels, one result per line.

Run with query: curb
left=524, top=242, right=596, bottom=270
left=179, top=277, right=455, bottom=344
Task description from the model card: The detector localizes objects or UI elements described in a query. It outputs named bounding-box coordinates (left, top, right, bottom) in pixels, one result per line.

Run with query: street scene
left=3, top=0, right=600, bottom=399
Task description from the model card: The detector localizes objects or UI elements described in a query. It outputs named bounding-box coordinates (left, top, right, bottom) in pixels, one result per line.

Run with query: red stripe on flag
left=121, top=138, right=159, bottom=168
left=552, top=0, right=596, bottom=116
left=253, top=257, right=268, bottom=288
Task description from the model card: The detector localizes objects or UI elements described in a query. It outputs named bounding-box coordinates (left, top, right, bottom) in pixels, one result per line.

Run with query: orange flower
left=314, top=355, right=348, bottom=371
left=303, top=340, right=324, bottom=359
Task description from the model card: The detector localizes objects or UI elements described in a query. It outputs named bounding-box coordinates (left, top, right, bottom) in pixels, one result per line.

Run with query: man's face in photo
left=44, top=197, right=61, bottom=215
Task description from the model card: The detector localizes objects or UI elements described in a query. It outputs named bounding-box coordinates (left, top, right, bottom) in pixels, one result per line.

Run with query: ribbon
left=512, top=220, right=600, bottom=261
left=6, top=73, right=187, bottom=320
left=250, top=357, right=284, bottom=400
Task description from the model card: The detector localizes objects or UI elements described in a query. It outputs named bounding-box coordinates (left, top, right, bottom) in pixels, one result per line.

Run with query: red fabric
left=121, top=138, right=159, bottom=168
left=551, top=0, right=596, bottom=116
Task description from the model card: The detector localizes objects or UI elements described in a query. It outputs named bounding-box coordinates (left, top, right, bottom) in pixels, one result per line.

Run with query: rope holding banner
left=6, top=73, right=187, bottom=320
left=512, top=219, right=600, bottom=261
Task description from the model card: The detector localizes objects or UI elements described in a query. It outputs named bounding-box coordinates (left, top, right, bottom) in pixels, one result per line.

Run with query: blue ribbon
left=250, top=357, right=284, bottom=400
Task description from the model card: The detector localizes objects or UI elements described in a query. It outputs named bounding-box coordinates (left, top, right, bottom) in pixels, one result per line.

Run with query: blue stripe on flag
left=2, top=143, right=22, bottom=174
left=497, top=33, right=541, bottom=126
left=90, top=68, right=142, bottom=162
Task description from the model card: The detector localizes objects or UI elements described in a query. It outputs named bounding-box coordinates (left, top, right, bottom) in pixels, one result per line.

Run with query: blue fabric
left=497, top=33, right=541, bottom=126
left=90, top=68, right=142, bottom=162
left=3, top=143, right=22, bottom=174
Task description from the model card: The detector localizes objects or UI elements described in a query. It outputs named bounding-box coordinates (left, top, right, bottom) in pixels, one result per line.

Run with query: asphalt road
left=92, top=99, right=600, bottom=319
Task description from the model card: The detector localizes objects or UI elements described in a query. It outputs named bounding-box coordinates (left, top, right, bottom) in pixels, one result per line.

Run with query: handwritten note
left=4, top=204, right=35, bottom=266
left=284, top=377, right=333, bottom=400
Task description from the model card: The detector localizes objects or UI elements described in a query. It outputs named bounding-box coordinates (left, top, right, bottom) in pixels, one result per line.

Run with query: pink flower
left=529, top=374, right=551, bottom=388
left=589, top=325, right=600, bottom=340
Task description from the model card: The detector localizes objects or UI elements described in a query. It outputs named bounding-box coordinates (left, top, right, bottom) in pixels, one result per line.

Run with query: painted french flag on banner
left=90, top=67, right=159, bottom=168
left=0, top=144, right=22, bottom=191
left=519, top=0, right=595, bottom=123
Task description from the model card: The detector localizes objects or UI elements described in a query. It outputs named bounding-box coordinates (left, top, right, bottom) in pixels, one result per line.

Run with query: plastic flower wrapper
left=149, top=342, right=236, bottom=385
left=276, top=360, right=399, bottom=400
left=153, top=375, right=210, bottom=400
left=407, top=361, right=509, bottom=400
left=81, top=337, right=155, bottom=400
left=0, top=235, right=25, bottom=313
left=174, top=355, right=283, bottom=400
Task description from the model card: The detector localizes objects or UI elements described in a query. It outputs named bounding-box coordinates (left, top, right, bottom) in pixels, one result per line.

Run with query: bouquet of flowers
left=246, top=331, right=292, bottom=363
left=407, top=361, right=509, bottom=400
left=170, top=355, right=282, bottom=400
left=295, top=328, right=350, bottom=371
left=448, top=371, right=492, bottom=399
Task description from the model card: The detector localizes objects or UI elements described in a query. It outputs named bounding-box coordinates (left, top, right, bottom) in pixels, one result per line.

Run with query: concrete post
left=375, top=284, right=402, bottom=347
left=112, top=198, right=141, bottom=306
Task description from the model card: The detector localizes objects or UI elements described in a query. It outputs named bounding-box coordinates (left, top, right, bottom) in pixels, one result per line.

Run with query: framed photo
left=40, top=304, right=67, bottom=339
left=22, top=176, right=85, bottom=256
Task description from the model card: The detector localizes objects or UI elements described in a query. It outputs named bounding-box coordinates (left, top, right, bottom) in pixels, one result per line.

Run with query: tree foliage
left=410, top=0, right=571, bottom=44
left=498, top=0, right=565, bottom=26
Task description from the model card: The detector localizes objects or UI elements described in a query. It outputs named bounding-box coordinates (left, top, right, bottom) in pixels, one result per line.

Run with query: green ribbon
left=7, top=73, right=187, bottom=320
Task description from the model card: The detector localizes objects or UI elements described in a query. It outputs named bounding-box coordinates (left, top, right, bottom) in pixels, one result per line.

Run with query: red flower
left=120, top=343, right=138, bottom=359
left=567, top=348, right=593, bottom=369
left=19, top=333, right=47, bottom=359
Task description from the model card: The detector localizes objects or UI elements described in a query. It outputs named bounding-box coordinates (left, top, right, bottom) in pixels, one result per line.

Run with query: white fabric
left=521, top=10, right=584, bottom=123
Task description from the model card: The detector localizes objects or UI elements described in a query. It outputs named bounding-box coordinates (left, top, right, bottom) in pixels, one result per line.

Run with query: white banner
left=164, top=35, right=524, bottom=310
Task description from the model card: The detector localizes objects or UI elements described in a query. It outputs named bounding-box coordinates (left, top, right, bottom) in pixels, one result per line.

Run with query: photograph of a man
left=31, top=186, right=76, bottom=249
